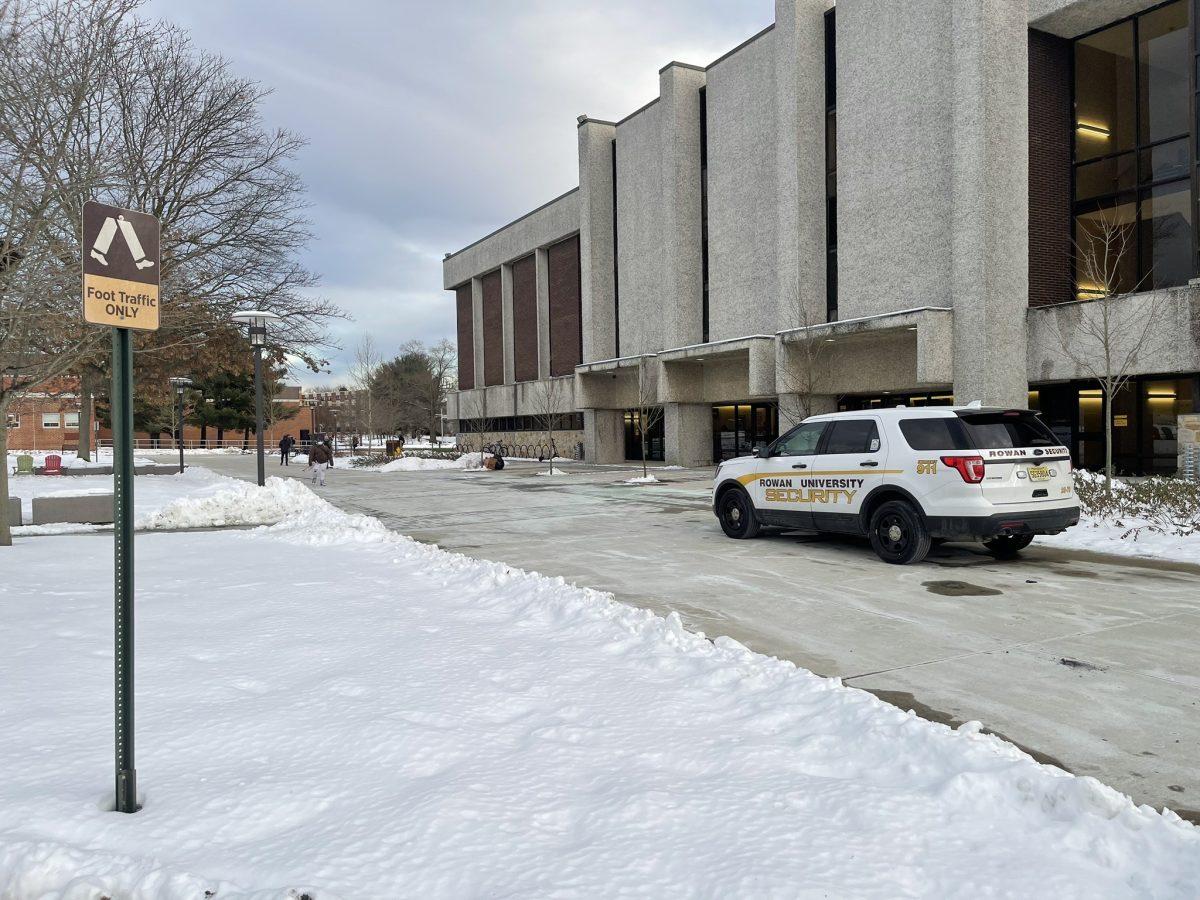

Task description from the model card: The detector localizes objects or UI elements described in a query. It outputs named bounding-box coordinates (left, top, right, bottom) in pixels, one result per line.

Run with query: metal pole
left=176, top=389, right=185, bottom=475
left=112, top=327, right=137, bottom=813
left=254, top=345, right=265, bottom=486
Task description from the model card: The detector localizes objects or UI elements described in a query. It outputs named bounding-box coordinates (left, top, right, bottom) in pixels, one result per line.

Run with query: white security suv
left=712, top=405, right=1080, bottom=564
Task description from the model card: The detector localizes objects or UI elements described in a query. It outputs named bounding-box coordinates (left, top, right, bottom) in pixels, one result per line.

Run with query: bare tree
left=634, top=357, right=663, bottom=480
left=464, top=389, right=497, bottom=468
left=1044, top=213, right=1168, bottom=494
left=349, top=336, right=381, bottom=447
left=530, top=377, right=568, bottom=474
left=373, top=339, right=455, bottom=445
left=776, top=280, right=830, bottom=431
left=0, top=0, right=340, bottom=545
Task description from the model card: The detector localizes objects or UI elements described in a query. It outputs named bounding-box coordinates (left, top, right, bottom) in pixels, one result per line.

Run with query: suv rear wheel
left=717, top=488, right=760, bottom=539
left=868, top=500, right=931, bottom=565
left=983, top=534, right=1034, bottom=559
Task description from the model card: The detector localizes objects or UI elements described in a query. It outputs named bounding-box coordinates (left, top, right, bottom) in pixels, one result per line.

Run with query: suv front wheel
left=717, top=487, right=761, bottom=539
left=868, top=500, right=931, bottom=565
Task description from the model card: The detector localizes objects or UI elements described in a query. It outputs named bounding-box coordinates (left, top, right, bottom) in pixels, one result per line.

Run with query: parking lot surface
left=198, top=454, right=1200, bottom=818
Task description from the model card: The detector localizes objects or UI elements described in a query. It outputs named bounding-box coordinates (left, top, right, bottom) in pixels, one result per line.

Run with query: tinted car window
left=773, top=422, right=825, bottom=456
left=958, top=412, right=1060, bottom=448
left=823, top=419, right=880, bottom=454
left=899, top=417, right=971, bottom=451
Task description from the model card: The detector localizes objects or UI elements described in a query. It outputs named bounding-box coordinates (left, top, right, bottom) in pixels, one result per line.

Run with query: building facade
left=445, top=0, right=1200, bottom=475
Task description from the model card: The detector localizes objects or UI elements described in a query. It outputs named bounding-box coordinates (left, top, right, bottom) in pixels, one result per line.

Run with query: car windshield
left=957, top=412, right=1059, bottom=448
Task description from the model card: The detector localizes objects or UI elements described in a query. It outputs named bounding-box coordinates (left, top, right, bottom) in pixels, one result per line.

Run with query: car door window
left=773, top=422, right=826, bottom=457
left=823, top=419, right=880, bottom=454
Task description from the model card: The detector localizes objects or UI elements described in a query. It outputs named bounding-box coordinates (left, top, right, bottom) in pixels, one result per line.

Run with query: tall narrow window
left=611, top=138, right=620, bottom=357
left=699, top=87, right=710, bottom=343
left=824, top=8, right=838, bottom=320
left=1073, top=1, right=1191, bottom=296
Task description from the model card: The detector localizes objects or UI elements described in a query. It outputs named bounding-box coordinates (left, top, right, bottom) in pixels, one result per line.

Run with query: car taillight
left=940, top=455, right=985, bottom=484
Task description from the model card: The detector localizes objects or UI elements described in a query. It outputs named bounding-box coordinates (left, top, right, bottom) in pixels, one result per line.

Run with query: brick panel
left=481, top=269, right=504, bottom=386
left=548, top=235, right=582, bottom=376
left=1029, top=29, right=1073, bottom=307
left=511, top=254, right=538, bottom=382
left=455, top=284, right=474, bottom=388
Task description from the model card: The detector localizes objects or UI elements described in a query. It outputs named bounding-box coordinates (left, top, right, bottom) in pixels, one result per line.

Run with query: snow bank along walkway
left=0, top=473, right=1197, bottom=898
left=195, top=454, right=1200, bottom=822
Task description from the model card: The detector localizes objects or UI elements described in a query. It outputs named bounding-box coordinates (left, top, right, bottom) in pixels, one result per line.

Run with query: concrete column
left=659, top=63, right=706, bottom=349
left=774, top=0, right=829, bottom=328
left=950, top=0, right=1030, bottom=408
left=584, top=408, right=624, bottom=464
left=665, top=402, right=713, bottom=467
left=470, top=276, right=484, bottom=390
left=578, top=117, right=618, bottom=363
left=501, top=263, right=515, bottom=384
left=536, top=247, right=551, bottom=379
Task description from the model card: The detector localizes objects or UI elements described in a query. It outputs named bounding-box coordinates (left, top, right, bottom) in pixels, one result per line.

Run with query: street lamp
left=231, top=310, right=281, bottom=486
left=169, top=376, right=192, bottom=474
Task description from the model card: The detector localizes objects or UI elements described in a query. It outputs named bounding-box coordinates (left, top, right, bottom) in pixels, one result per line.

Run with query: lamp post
left=231, top=311, right=281, bottom=486
left=169, top=377, right=192, bottom=474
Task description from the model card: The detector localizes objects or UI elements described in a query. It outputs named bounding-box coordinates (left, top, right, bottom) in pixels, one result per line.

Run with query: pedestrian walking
left=307, top=439, right=332, bottom=486
left=279, top=434, right=294, bottom=466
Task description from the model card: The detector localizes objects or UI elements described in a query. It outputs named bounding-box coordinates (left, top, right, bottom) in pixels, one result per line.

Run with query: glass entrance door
left=712, top=402, right=778, bottom=462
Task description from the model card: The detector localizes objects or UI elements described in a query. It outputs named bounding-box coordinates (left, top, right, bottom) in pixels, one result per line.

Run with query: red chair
left=43, top=454, right=62, bottom=476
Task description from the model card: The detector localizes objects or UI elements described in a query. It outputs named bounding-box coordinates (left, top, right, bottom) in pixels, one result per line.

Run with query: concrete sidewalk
left=197, top=453, right=1200, bottom=819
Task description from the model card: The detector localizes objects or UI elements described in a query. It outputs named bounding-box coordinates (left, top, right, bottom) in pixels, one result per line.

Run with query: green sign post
left=82, top=201, right=161, bottom=813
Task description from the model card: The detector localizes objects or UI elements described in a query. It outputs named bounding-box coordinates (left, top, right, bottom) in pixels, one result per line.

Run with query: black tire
left=717, top=488, right=760, bottom=539
left=983, top=534, right=1034, bottom=559
left=868, top=500, right=932, bottom=565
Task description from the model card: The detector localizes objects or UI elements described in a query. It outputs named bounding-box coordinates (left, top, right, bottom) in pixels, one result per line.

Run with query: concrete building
left=445, top=0, right=1200, bottom=475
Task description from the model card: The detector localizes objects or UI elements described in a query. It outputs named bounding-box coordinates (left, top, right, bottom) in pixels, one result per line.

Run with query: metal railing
left=1184, top=444, right=1199, bottom=481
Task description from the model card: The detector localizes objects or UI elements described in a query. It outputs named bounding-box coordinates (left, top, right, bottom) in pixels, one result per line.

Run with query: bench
left=31, top=493, right=114, bottom=525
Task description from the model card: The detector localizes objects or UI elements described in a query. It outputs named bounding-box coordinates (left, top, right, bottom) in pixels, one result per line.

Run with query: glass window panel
left=1074, top=200, right=1138, bottom=296
left=1140, top=137, right=1189, bottom=183
left=1074, top=152, right=1137, bottom=201
left=774, top=422, right=825, bottom=457
left=1143, top=377, right=1193, bottom=472
left=1140, top=180, right=1192, bottom=288
left=1138, top=1, right=1189, bottom=144
left=1075, top=21, right=1136, bottom=161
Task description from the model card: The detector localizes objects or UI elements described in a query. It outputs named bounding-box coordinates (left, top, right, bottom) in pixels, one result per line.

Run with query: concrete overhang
left=777, top=306, right=954, bottom=395
left=575, top=353, right=654, bottom=375
left=1028, top=0, right=1164, bottom=37
left=656, top=334, right=773, bottom=364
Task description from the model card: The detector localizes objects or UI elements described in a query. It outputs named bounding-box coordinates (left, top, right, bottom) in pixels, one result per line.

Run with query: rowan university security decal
left=82, top=201, right=160, bottom=331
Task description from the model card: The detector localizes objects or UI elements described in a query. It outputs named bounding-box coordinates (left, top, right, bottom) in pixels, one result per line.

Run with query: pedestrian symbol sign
left=82, top=201, right=160, bottom=331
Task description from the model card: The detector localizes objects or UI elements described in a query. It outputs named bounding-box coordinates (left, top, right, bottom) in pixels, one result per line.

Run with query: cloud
left=144, top=0, right=775, bottom=385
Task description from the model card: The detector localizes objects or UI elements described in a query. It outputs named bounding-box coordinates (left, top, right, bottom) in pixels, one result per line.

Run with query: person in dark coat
left=278, top=434, right=294, bottom=466
left=307, top=440, right=332, bottom=486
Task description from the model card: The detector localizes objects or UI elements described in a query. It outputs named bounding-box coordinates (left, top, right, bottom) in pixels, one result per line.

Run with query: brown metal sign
left=82, top=201, right=160, bottom=331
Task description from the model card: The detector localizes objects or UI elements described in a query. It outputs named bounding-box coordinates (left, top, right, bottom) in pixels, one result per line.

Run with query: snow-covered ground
left=5, top=467, right=232, bottom=526
left=1041, top=517, right=1200, bottom=565
left=6, top=448, right=156, bottom=470
left=1, top=474, right=1197, bottom=897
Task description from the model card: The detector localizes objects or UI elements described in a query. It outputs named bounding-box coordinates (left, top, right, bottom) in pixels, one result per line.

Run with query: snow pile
left=138, top=476, right=324, bottom=530
left=625, top=474, right=660, bottom=484
left=1041, top=470, right=1200, bottom=564
left=376, top=453, right=473, bottom=473
left=7, top=467, right=230, bottom=526
left=5, top=449, right=152, bottom=470
left=534, top=466, right=569, bottom=476
left=0, top=480, right=1197, bottom=897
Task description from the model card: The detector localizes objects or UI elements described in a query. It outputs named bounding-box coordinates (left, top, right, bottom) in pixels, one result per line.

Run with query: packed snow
left=5, top=467, right=231, bottom=526
left=625, top=474, right=660, bottom=484
left=1041, top=516, right=1200, bottom=564
left=6, top=448, right=154, bottom=469
left=375, top=453, right=476, bottom=473
left=0, top=472, right=1197, bottom=897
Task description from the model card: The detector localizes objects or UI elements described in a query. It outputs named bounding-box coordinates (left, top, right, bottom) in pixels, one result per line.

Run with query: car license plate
left=1028, top=465, right=1051, bottom=482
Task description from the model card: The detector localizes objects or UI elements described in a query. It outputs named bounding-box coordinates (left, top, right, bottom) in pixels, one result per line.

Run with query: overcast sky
left=145, top=0, right=774, bottom=386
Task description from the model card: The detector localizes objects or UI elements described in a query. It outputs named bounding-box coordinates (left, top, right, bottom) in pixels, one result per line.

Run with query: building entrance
left=712, top=402, right=777, bottom=461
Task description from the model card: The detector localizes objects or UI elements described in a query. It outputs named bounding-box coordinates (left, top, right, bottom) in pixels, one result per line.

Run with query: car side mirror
left=754, top=445, right=770, bottom=459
